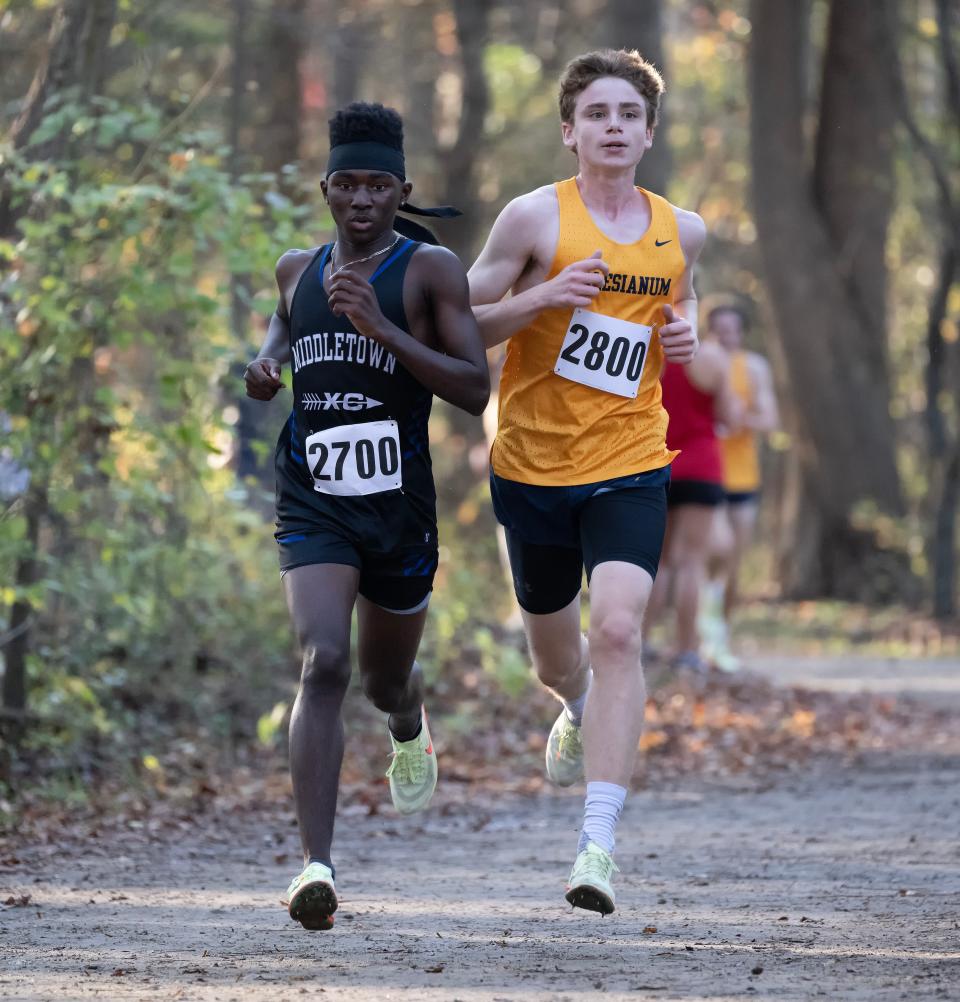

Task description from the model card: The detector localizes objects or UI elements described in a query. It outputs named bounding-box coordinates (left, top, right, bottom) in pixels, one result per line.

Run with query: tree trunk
left=234, top=0, right=306, bottom=497
left=813, top=0, right=898, bottom=403
left=1, top=483, right=45, bottom=757
left=436, top=0, right=493, bottom=263
left=596, top=0, right=671, bottom=196
left=1, top=0, right=116, bottom=237
left=749, top=0, right=906, bottom=599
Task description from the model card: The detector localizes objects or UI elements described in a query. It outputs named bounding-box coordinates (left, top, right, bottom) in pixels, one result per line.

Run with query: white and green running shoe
left=282, top=861, right=337, bottom=931
left=565, top=841, right=619, bottom=915
left=545, top=709, right=584, bottom=787
left=386, top=707, right=438, bottom=815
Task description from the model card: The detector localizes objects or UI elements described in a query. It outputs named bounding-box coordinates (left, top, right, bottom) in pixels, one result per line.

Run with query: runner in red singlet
left=648, top=342, right=740, bottom=671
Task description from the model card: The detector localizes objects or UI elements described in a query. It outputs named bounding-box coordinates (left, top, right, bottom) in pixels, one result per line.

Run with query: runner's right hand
left=244, top=357, right=285, bottom=400
left=541, top=250, right=609, bottom=309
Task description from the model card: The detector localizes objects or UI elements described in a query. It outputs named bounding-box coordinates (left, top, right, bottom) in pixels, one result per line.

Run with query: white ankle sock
left=562, top=667, right=593, bottom=726
left=578, top=780, right=627, bottom=854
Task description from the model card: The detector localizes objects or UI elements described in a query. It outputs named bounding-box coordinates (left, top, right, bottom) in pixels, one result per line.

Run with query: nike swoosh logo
left=655, top=239, right=671, bottom=247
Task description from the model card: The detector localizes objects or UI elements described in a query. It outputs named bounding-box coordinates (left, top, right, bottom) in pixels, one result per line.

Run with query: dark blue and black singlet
left=274, top=238, right=438, bottom=611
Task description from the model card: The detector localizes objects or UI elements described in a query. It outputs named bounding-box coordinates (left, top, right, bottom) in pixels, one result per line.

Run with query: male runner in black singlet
left=244, top=103, right=488, bottom=931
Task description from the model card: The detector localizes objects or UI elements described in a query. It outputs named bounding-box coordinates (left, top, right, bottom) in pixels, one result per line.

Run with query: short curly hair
left=559, top=49, right=664, bottom=128
left=329, top=102, right=404, bottom=149
left=707, top=304, right=750, bottom=333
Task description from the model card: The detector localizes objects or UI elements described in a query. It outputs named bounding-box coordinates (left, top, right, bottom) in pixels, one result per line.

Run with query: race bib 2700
left=305, top=420, right=402, bottom=496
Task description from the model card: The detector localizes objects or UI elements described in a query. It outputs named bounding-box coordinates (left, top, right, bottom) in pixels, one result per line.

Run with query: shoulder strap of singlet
left=316, top=243, right=333, bottom=279
left=370, top=238, right=417, bottom=282
left=288, top=245, right=329, bottom=320
left=640, top=188, right=680, bottom=242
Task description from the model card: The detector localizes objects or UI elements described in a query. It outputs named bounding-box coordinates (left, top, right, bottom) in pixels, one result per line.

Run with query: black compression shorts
left=489, top=466, right=670, bottom=616
left=667, top=478, right=725, bottom=508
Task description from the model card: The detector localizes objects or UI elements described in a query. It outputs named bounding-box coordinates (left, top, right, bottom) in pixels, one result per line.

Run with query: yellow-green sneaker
left=386, top=707, right=438, bottom=815
left=545, top=709, right=584, bottom=787
left=565, top=842, right=619, bottom=915
left=282, top=861, right=337, bottom=931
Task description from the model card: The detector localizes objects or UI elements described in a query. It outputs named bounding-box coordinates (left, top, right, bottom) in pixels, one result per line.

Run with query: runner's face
left=320, top=171, right=412, bottom=246
left=562, top=77, right=653, bottom=170
left=710, top=311, right=745, bottom=351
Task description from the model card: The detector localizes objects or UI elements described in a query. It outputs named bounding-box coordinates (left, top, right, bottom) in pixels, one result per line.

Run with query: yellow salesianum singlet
left=720, top=350, right=761, bottom=492
left=491, top=178, right=686, bottom=486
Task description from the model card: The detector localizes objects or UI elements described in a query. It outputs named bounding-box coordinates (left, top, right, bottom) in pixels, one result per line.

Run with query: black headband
left=325, top=140, right=461, bottom=220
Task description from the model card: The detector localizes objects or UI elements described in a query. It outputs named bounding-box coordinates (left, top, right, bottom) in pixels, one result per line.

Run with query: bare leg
left=581, top=561, right=652, bottom=786
left=520, top=595, right=590, bottom=703
left=284, top=563, right=358, bottom=867
left=356, top=595, right=429, bottom=740
left=645, top=511, right=677, bottom=640
left=707, top=504, right=736, bottom=581
left=669, top=504, right=716, bottom=656
left=724, top=501, right=759, bottom=620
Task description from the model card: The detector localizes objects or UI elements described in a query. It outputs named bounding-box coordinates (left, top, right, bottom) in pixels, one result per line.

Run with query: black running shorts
left=276, top=475, right=437, bottom=615
left=489, top=466, right=671, bottom=616
left=667, top=478, right=725, bottom=508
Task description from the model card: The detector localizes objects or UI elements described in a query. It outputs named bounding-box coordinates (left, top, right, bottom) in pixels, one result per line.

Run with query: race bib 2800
left=554, top=307, right=653, bottom=398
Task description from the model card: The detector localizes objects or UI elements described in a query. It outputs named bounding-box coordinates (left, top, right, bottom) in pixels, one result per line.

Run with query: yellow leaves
left=16, top=313, right=37, bottom=338
left=456, top=499, right=479, bottom=525
left=167, top=150, right=195, bottom=172
left=783, top=708, right=817, bottom=739
left=639, top=730, right=668, bottom=752
left=142, top=754, right=162, bottom=773
left=257, top=702, right=288, bottom=747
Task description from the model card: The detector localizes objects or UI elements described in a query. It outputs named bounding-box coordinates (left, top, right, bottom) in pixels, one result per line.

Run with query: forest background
left=1, top=0, right=958, bottom=822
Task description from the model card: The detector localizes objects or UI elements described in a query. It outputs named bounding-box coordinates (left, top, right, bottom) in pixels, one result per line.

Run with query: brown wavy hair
left=559, top=49, right=664, bottom=128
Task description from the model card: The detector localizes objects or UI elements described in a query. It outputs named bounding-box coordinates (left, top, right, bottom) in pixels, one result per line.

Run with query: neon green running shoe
left=282, top=861, right=337, bottom=931
left=566, top=841, right=619, bottom=915
left=545, top=709, right=584, bottom=787
left=386, top=707, right=437, bottom=815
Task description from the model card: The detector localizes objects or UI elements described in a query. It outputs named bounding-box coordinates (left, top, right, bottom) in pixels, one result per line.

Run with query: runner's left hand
left=658, top=304, right=698, bottom=364
left=328, top=270, right=388, bottom=340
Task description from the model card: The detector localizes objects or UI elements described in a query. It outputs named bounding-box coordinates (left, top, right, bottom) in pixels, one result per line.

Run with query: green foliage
left=0, top=96, right=314, bottom=778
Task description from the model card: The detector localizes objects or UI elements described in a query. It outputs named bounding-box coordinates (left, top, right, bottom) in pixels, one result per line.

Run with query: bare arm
left=686, top=341, right=743, bottom=431
left=658, top=208, right=707, bottom=365
left=328, top=247, right=489, bottom=416
left=244, top=251, right=307, bottom=400
left=744, top=353, right=780, bottom=433
left=468, top=193, right=609, bottom=348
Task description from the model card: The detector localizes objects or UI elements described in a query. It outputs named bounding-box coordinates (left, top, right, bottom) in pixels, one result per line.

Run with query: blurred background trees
left=1, top=0, right=957, bottom=793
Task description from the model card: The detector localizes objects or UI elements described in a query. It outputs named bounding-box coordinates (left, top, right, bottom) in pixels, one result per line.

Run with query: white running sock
left=578, top=780, right=627, bottom=854
left=562, top=667, right=593, bottom=727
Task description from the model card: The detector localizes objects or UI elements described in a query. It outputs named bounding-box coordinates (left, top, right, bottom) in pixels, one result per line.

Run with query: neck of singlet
left=317, top=238, right=413, bottom=289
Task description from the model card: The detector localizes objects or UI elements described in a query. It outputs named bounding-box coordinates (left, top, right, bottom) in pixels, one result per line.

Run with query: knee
left=299, top=639, right=351, bottom=699
left=361, top=670, right=407, bottom=713
left=528, top=636, right=585, bottom=690
left=589, top=610, right=642, bottom=664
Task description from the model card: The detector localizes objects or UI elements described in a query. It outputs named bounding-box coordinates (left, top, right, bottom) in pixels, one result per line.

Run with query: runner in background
left=700, top=304, right=780, bottom=670
left=647, top=341, right=741, bottom=672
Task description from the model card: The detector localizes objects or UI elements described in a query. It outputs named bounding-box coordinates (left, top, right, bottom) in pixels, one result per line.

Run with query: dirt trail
left=3, top=743, right=960, bottom=1002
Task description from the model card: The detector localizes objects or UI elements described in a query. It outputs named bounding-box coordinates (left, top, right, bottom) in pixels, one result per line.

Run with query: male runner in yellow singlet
left=701, top=304, right=779, bottom=670
left=469, top=49, right=704, bottom=914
